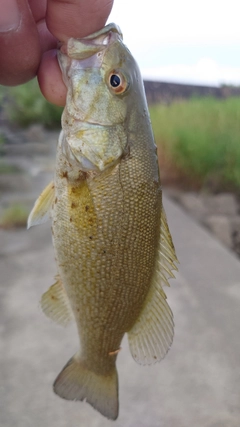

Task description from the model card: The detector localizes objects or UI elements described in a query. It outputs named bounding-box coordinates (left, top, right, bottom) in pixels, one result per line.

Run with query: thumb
left=0, top=0, right=41, bottom=85
left=46, top=0, right=114, bottom=41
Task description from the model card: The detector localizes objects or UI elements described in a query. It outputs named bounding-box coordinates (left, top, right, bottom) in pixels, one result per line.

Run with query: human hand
left=0, top=0, right=114, bottom=105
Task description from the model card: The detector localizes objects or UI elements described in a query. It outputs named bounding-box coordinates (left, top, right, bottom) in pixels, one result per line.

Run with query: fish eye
left=110, top=74, right=121, bottom=87
left=108, top=71, right=129, bottom=94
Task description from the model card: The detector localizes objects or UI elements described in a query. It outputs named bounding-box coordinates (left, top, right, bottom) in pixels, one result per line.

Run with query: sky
left=108, top=0, right=240, bottom=86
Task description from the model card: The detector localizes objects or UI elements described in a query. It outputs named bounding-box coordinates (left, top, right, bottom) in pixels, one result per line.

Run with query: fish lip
left=83, top=23, right=123, bottom=41
left=59, top=23, right=122, bottom=61
left=57, top=25, right=122, bottom=81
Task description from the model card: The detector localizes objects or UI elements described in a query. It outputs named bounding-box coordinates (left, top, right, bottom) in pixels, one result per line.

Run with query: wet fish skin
left=28, top=23, right=178, bottom=420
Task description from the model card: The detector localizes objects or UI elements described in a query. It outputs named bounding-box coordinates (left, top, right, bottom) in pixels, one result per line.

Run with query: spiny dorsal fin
left=128, top=205, right=178, bottom=365
left=41, top=275, right=74, bottom=327
left=27, top=181, right=55, bottom=229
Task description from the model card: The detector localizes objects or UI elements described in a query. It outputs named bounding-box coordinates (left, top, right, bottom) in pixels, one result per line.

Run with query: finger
left=37, top=19, right=58, bottom=52
left=38, top=49, right=67, bottom=106
left=28, top=0, right=47, bottom=22
left=46, top=0, right=114, bottom=41
left=28, top=1, right=57, bottom=54
left=0, top=0, right=41, bottom=85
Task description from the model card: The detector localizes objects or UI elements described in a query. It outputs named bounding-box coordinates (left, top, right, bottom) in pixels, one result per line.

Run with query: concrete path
left=0, top=196, right=240, bottom=427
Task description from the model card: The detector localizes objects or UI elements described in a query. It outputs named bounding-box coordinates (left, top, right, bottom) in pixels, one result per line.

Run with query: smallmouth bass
left=28, top=23, right=178, bottom=420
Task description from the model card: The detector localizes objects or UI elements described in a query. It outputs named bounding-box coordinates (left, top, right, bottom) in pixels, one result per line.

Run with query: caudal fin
left=53, top=354, right=119, bottom=420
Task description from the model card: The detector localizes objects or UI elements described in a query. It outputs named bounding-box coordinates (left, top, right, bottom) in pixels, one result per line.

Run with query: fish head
left=58, top=24, right=146, bottom=172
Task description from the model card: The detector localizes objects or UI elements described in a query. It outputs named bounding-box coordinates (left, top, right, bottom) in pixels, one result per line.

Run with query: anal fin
left=41, top=275, right=74, bottom=327
left=128, top=205, right=178, bottom=365
left=27, top=181, right=55, bottom=229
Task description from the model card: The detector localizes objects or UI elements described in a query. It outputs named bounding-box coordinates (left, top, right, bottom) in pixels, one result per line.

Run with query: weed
left=0, top=203, right=29, bottom=228
left=2, top=79, right=63, bottom=128
left=0, top=163, right=22, bottom=174
left=150, top=97, right=240, bottom=190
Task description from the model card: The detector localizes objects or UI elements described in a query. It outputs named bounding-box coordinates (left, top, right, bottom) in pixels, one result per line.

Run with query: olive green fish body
left=52, top=115, right=161, bottom=373
left=28, top=23, right=178, bottom=421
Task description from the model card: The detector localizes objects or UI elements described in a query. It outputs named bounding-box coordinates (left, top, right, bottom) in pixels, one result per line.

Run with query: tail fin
left=53, top=354, right=119, bottom=420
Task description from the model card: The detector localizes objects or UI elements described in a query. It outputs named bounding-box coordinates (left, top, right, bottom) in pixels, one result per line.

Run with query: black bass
left=28, top=23, right=178, bottom=420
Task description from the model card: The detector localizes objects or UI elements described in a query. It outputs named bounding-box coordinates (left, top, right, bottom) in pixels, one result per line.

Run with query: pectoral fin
left=41, top=275, right=74, bottom=327
left=27, top=181, right=55, bottom=229
left=128, top=206, right=178, bottom=365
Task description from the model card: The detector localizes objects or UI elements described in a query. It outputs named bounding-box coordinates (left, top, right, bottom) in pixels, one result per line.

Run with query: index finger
left=47, top=0, right=114, bottom=41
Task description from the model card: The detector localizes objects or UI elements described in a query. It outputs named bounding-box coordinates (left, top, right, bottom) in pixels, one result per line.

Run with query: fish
left=28, top=23, right=178, bottom=420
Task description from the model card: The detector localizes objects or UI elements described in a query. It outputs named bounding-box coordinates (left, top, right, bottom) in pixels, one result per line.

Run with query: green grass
left=0, top=163, right=22, bottom=174
left=0, top=79, right=63, bottom=128
left=0, top=203, right=29, bottom=228
left=150, top=96, right=240, bottom=190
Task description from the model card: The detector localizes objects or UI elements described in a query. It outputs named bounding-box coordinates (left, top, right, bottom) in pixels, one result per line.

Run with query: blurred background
left=1, top=1, right=240, bottom=426
left=110, top=0, right=240, bottom=86
left=1, top=0, right=240, bottom=252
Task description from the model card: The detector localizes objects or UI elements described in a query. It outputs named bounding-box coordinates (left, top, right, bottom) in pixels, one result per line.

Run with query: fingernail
left=0, top=0, right=20, bottom=32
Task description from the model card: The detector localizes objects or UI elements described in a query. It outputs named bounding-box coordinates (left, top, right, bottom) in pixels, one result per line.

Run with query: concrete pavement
left=0, top=196, right=240, bottom=427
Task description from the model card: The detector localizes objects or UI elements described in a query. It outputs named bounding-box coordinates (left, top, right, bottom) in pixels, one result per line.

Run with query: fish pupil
left=110, top=74, right=121, bottom=87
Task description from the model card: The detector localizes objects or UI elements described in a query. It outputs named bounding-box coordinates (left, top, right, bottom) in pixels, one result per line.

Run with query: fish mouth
left=58, top=23, right=122, bottom=69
